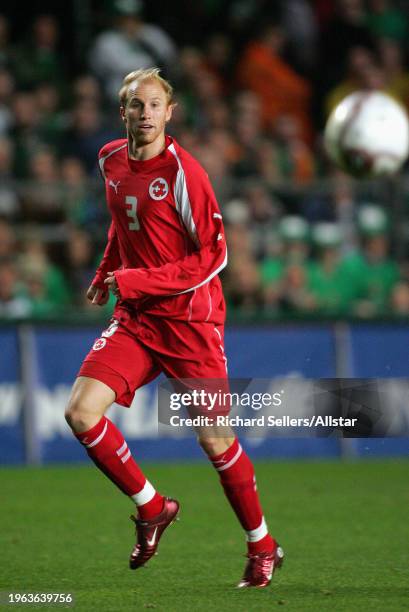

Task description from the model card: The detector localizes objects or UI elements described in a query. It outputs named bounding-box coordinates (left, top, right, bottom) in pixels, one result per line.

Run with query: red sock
left=210, top=438, right=275, bottom=554
left=75, top=417, right=163, bottom=519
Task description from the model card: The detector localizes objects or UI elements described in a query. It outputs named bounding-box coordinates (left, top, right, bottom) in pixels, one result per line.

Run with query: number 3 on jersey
left=125, top=195, right=140, bottom=231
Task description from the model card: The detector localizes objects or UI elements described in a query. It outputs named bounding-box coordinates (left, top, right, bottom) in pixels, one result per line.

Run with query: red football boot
left=237, top=542, right=284, bottom=588
left=129, top=497, right=180, bottom=570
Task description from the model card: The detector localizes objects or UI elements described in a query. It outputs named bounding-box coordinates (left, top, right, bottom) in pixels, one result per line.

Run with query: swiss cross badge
left=92, top=338, right=107, bottom=351
left=149, top=177, right=169, bottom=200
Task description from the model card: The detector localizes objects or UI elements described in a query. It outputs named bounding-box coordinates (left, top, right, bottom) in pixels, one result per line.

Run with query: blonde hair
left=118, top=68, right=174, bottom=106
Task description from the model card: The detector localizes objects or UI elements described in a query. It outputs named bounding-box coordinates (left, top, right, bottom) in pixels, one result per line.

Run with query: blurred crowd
left=1, top=0, right=409, bottom=319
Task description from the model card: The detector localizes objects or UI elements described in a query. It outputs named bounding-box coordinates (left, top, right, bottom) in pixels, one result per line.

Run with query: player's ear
left=165, top=102, right=177, bottom=123
left=120, top=105, right=127, bottom=124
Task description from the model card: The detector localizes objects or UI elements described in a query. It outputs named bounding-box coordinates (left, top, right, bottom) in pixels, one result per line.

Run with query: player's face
left=121, top=80, right=173, bottom=146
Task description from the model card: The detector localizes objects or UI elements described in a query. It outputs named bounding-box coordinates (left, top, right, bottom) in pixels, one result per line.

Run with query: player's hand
left=104, top=271, right=121, bottom=298
left=86, top=284, right=109, bottom=306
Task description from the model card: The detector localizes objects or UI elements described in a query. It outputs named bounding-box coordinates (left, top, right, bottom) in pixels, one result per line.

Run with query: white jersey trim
left=99, top=142, right=127, bottom=179
left=174, top=250, right=227, bottom=295
left=214, top=325, right=228, bottom=374
left=205, top=284, right=212, bottom=322
left=168, top=143, right=199, bottom=246
left=168, top=142, right=228, bottom=296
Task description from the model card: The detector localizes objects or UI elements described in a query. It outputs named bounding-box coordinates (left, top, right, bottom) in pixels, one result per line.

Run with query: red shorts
left=78, top=310, right=228, bottom=407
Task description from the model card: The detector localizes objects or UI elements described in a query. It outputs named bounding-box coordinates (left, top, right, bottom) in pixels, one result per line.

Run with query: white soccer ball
left=324, top=91, right=409, bottom=177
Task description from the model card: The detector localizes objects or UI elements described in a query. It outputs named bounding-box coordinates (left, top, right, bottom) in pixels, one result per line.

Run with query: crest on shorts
left=149, top=177, right=169, bottom=200
left=93, top=338, right=107, bottom=351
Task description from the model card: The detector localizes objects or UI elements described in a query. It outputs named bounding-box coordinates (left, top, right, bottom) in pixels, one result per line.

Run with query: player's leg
left=148, top=317, right=284, bottom=586
left=65, top=321, right=179, bottom=569
left=197, top=430, right=278, bottom=553
left=65, top=322, right=165, bottom=521
left=65, top=375, right=114, bottom=432
left=199, top=430, right=284, bottom=587
left=65, top=374, right=163, bottom=517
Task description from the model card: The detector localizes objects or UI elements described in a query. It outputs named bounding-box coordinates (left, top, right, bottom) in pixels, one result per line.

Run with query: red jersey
left=92, top=135, right=227, bottom=324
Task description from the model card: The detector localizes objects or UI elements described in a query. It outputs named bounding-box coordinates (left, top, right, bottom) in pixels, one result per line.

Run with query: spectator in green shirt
left=342, top=205, right=400, bottom=317
left=261, top=216, right=314, bottom=314
left=11, top=15, right=64, bottom=91
left=18, top=235, right=70, bottom=309
left=308, top=223, right=357, bottom=316
left=366, top=0, right=408, bottom=43
left=19, top=264, right=57, bottom=318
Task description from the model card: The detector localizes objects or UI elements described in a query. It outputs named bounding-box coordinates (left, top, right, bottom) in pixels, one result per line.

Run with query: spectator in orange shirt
left=236, top=24, right=312, bottom=143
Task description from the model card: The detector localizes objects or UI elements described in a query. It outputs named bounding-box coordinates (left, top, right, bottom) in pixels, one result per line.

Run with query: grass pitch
left=0, top=459, right=408, bottom=611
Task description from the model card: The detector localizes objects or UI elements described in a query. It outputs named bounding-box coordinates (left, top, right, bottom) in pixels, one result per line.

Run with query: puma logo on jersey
left=109, top=180, right=121, bottom=194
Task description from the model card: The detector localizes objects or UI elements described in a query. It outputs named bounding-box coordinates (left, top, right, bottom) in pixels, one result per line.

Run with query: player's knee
left=198, top=436, right=233, bottom=457
left=65, top=397, right=97, bottom=433
left=197, top=437, right=216, bottom=456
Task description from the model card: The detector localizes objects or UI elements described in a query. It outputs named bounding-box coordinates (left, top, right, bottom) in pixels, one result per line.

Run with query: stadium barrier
left=1, top=322, right=409, bottom=464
